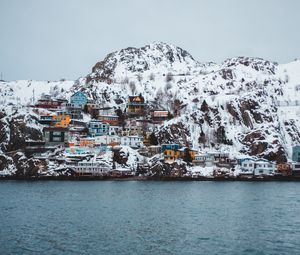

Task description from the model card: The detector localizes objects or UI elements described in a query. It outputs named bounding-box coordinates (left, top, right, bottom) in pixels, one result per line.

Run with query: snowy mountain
left=1, top=42, right=300, bottom=173
left=74, top=42, right=300, bottom=162
left=86, top=42, right=202, bottom=84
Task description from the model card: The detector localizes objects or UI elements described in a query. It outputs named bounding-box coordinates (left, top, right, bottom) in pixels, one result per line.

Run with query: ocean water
left=0, top=181, right=300, bottom=255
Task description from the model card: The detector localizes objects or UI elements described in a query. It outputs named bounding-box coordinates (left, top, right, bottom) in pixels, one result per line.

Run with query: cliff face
left=1, top=42, right=300, bottom=175
left=75, top=42, right=300, bottom=162
left=0, top=108, right=45, bottom=175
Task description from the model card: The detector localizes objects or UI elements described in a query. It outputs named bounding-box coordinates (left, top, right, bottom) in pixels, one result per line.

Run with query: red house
left=98, top=115, right=119, bottom=126
left=34, top=97, right=64, bottom=109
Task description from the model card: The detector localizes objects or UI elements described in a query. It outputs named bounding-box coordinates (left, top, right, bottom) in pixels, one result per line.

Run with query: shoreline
left=1, top=175, right=300, bottom=182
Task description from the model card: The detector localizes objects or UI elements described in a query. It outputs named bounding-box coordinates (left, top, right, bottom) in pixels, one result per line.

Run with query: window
left=259, top=170, right=263, bottom=174
left=52, top=137, right=62, bottom=142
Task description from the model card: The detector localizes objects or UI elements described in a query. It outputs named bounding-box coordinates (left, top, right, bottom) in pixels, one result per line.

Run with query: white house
left=109, top=125, right=122, bottom=136
left=193, top=153, right=214, bottom=167
left=121, top=126, right=143, bottom=136
left=74, top=160, right=111, bottom=176
left=121, top=136, right=143, bottom=148
left=94, top=135, right=121, bottom=146
left=254, top=160, right=275, bottom=176
left=240, top=159, right=256, bottom=173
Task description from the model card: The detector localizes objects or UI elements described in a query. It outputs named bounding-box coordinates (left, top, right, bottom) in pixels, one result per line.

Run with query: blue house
left=161, top=144, right=180, bottom=152
left=70, top=91, right=88, bottom=108
left=88, top=121, right=109, bottom=137
left=292, top=145, right=300, bottom=162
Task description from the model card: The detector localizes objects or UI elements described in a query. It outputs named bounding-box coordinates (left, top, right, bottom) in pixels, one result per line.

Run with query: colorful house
left=161, top=144, right=180, bottom=161
left=98, top=115, right=119, bottom=126
left=164, top=149, right=181, bottom=161
left=70, top=91, right=88, bottom=108
left=88, top=121, right=109, bottom=137
left=276, top=163, right=292, bottom=176
left=151, top=110, right=169, bottom=123
left=34, top=98, right=63, bottom=109
left=52, top=111, right=71, bottom=127
left=292, top=145, right=300, bottom=162
left=39, top=115, right=54, bottom=125
left=161, top=144, right=180, bottom=151
left=79, top=137, right=95, bottom=147
left=127, top=95, right=146, bottom=115
left=161, top=144, right=197, bottom=162
left=178, top=148, right=197, bottom=161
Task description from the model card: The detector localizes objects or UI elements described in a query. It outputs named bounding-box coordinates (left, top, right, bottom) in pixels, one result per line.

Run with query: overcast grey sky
left=0, top=0, right=299, bottom=81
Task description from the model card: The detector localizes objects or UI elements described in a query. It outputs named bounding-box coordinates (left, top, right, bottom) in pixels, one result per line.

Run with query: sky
left=0, top=0, right=300, bottom=81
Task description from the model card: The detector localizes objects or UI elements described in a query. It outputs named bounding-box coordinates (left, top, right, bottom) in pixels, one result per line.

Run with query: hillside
left=74, top=42, right=300, bottom=161
left=0, top=42, right=300, bottom=175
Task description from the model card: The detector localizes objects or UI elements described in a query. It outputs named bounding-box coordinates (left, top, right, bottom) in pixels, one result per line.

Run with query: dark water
left=1, top=181, right=300, bottom=255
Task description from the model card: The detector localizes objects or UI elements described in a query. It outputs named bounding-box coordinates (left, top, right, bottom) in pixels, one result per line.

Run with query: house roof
left=128, top=95, right=145, bottom=103
left=71, top=91, right=87, bottom=98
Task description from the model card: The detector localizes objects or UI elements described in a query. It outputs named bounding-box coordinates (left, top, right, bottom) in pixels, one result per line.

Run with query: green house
left=292, top=146, right=300, bottom=162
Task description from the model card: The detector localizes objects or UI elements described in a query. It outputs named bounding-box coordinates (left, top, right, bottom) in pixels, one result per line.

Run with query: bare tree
left=129, top=81, right=136, bottom=95
left=137, top=74, right=143, bottom=83
left=149, top=73, right=155, bottom=81
left=121, top=77, right=129, bottom=84
left=165, top=72, right=174, bottom=82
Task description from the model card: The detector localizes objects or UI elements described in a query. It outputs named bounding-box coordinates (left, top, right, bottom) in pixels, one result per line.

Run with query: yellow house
left=186, top=149, right=197, bottom=161
left=163, top=147, right=197, bottom=162
left=52, top=111, right=71, bottom=128
left=164, top=149, right=181, bottom=161
left=179, top=149, right=197, bottom=161
left=127, top=95, right=146, bottom=115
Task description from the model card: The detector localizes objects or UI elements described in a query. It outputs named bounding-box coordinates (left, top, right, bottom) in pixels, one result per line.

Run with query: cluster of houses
left=32, top=92, right=148, bottom=150
left=26, top=90, right=300, bottom=178
left=161, top=144, right=300, bottom=177
left=26, top=92, right=167, bottom=175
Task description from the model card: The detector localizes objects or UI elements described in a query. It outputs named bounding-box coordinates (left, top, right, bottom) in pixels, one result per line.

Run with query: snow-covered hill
left=1, top=42, right=300, bottom=163
left=0, top=80, right=73, bottom=106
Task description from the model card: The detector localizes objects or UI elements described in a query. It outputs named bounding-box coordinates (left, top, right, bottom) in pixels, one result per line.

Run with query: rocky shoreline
left=1, top=175, right=300, bottom=182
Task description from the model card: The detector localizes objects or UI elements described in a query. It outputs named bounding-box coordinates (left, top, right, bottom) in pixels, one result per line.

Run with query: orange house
left=79, top=138, right=95, bottom=147
left=52, top=112, right=71, bottom=127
